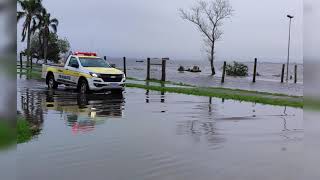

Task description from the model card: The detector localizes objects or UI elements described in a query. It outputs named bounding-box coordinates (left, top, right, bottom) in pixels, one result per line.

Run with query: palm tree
left=34, top=8, right=59, bottom=63
left=17, top=0, right=43, bottom=68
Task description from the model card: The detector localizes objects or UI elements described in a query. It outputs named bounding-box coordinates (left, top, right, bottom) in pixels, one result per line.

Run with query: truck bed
left=41, top=64, right=65, bottom=79
left=43, top=63, right=65, bottom=67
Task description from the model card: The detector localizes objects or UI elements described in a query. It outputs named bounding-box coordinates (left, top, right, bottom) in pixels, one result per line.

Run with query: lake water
left=108, top=58, right=303, bottom=96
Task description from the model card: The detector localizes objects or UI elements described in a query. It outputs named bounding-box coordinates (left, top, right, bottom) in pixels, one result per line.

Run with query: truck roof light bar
left=73, top=52, right=97, bottom=56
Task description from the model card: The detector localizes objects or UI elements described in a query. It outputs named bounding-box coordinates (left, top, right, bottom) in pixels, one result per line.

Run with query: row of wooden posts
left=221, top=58, right=298, bottom=84
left=105, top=56, right=298, bottom=84
left=18, top=52, right=33, bottom=69
left=19, top=53, right=298, bottom=84
left=104, top=56, right=167, bottom=82
left=107, top=56, right=300, bottom=84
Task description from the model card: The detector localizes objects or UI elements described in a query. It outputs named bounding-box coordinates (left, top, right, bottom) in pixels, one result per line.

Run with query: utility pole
left=286, top=15, right=294, bottom=82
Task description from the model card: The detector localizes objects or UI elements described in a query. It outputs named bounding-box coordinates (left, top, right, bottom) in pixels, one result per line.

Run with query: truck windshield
left=79, top=58, right=111, bottom=68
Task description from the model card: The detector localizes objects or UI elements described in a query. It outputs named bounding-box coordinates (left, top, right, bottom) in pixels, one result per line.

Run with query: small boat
left=178, top=66, right=185, bottom=72
left=186, top=66, right=201, bottom=73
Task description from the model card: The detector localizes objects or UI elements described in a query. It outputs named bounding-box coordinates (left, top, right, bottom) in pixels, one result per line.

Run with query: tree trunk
left=26, top=22, right=31, bottom=68
left=44, top=28, right=49, bottom=64
left=38, top=31, right=43, bottom=59
left=44, top=36, right=48, bottom=64
left=210, top=42, right=216, bottom=75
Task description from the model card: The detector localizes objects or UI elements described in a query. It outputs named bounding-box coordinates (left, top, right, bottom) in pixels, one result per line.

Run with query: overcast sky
left=17, top=0, right=303, bottom=62
left=304, top=0, right=320, bottom=61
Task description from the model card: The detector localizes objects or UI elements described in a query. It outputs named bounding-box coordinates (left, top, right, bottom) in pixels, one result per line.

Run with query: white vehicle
left=41, top=52, right=125, bottom=94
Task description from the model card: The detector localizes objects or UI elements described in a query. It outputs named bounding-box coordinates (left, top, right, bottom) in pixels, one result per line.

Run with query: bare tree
left=179, top=0, right=233, bottom=75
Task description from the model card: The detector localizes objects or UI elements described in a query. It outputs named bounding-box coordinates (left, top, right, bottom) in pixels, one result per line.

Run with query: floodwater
left=109, top=59, right=303, bottom=96
left=17, top=78, right=303, bottom=180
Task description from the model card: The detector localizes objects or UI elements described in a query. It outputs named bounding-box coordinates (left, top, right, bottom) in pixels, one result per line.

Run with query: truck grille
left=100, top=74, right=123, bottom=82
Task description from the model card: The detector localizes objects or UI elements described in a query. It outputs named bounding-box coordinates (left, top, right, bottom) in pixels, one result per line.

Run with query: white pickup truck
left=41, top=52, right=125, bottom=94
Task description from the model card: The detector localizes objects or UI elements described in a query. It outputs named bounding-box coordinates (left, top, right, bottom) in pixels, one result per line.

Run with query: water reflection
left=19, top=87, right=125, bottom=135
left=20, top=88, right=44, bottom=134
left=47, top=91, right=125, bottom=134
left=176, top=119, right=225, bottom=149
left=145, top=81, right=166, bottom=103
left=174, top=96, right=226, bottom=149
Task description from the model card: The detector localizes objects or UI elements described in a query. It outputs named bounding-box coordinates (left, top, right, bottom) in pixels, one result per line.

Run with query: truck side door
left=65, top=57, right=80, bottom=85
left=56, top=56, right=71, bottom=84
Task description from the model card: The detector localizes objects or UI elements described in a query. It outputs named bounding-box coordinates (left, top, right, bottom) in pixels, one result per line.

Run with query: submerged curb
left=126, top=83, right=303, bottom=108
left=16, top=68, right=303, bottom=108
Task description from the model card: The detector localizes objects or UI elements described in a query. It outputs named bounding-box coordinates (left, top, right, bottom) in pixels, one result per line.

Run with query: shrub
left=225, top=61, right=248, bottom=76
left=27, top=32, right=70, bottom=63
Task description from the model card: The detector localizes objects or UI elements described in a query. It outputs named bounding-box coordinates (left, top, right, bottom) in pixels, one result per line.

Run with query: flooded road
left=17, top=78, right=303, bottom=180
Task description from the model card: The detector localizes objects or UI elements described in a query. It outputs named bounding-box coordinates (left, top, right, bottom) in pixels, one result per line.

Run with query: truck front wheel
left=47, top=74, right=58, bottom=90
left=78, top=79, right=89, bottom=94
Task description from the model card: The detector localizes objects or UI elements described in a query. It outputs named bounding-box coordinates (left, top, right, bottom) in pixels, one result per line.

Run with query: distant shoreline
left=102, top=56, right=303, bottom=65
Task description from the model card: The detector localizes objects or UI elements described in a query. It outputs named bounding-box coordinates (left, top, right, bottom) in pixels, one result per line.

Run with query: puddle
left=16, top=78, right=303, bottom=180
left=127, top=79, right=193, bottom=88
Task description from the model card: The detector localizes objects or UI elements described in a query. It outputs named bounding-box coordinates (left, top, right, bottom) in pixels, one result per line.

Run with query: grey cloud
left=17, top=0, right=303, bottom=62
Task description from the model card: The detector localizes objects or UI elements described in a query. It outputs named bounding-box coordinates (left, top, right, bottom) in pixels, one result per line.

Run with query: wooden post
left=25, top=51, right=29, bottom=68
left=281, top=64, right=285, bottom=83
left=160, top=83, right=165, bottom=103
left=161, top=59, right=166, bottom=82
left=123, top=57, right=127, bottom=76
left=294, top=64, right=297, bottom=83
left=30, top=57, right=32, bottom=70
left=221, top=61, right=226, bottom=83
left=145, top=81, right=150, bottom=103
left=146, top=58, right=150, bottom=80
left=253, top=58, right=257, bottom=83
left=19, top=53, right=23, bottom=68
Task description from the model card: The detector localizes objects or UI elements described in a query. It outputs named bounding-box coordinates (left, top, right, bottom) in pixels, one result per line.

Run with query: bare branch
left=179, top=0, right=234, bottom=75
left=180, top=0, right=233, bottom=41
left=179, top=8, right=213, bottom=42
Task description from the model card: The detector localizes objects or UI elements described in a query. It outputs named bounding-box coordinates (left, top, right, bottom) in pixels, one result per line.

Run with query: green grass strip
left=127, top=77, right=301, bottom=98
left=17, top=68, right=42, bottom=79
left=127, top=77, right=194, bottom=87
left=0, top=120, right=15, bottom=148
left=17, top=120, right=33, bottom=144
left=126, top=83, right=303, bottom=108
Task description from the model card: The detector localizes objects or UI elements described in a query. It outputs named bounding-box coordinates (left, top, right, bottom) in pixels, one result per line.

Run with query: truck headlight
left=122, top=74, right=126, bottom=81
left=90, top=72, right=99, bottom=78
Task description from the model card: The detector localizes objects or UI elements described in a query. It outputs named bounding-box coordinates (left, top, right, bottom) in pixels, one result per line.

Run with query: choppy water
left=16, top=77, right=303, bottom=180
left=109, top=59, right=303, bottom=96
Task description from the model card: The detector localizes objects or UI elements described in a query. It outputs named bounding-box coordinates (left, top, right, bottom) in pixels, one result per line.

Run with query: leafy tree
left=33, top=8, right=59, bottom=63
left=57, top=37, right=70, bottom=54
left=46, top=33, right=60, bottom=63
left=29, top=32, right=41, bottom=60
left=17, top=0, right=43, bottom=67
left=27, top=32, right=70, bottom=63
